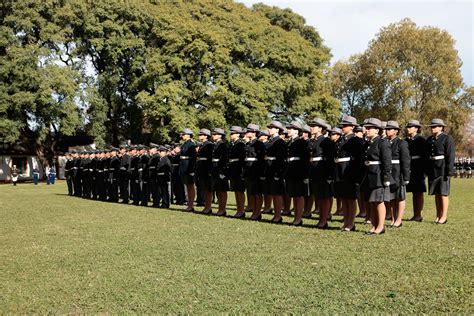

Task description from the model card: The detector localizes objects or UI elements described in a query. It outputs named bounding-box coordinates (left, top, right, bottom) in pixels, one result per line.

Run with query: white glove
left=219, top=174, right=226, bottom=179
left=189, top=173, right=195, bottom=177
left=384, top=181, right=390, bottom=187
left=327, top=179, right=334, bottom=184
left=274, top=177, right=280, bottom=181
left=404, top=180, right=410, bottom=185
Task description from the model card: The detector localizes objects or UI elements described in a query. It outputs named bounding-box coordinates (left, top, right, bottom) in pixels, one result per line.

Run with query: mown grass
left=0, top=179, right=473, bottom=313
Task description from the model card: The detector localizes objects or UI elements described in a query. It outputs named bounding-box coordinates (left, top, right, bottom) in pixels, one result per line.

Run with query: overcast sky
left=240, top=0, right=473, bottom=86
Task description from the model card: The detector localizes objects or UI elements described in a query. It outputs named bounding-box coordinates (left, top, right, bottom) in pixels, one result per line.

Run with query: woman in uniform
left=211, top=128, right=229, bottom=216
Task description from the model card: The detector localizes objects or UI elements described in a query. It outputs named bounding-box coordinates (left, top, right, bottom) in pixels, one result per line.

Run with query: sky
left=240, top=0, right=473, bottom=86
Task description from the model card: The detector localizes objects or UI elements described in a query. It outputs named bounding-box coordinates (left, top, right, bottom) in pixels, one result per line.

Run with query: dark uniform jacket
left=109, top=156, right=120, bottom=180
left=335, top=133, right=364, bottom=183
left=148, top=154, right=160, bottom=180
left=157, top=156, right=172, bottom=183
left=244, top=138, right=266, bottom=180
left=179, top=140, right=196, bottom=177
left=120, top=154, right=131, bottom=175
left=285, top=136, right=310, bottom=180
left=65, top=159, right=74, bottom=177
left=406, top=134, right=427, bottom=181
left=388, top=137, right=410, bottom=186
left=362, top=136, right=392, bottom=189
left=308, top=135, right=336, bottom=182
left=211, top=140, right=228, bottom=178
left=425, top=133, right=455, bottom=179
left=139, top=154, right=149, bottom=182
left=264, top=136, right=287, bottom=180
left=130, top=155, right=140, bottom=181
left=228, top=139, right=246, bottom=179
left=196, top=141, right=214, bottom=178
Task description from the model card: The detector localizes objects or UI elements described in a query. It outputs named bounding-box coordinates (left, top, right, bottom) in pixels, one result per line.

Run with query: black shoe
left=185, top=208, right=195, bottom=212
left=216, top=211, right=227, bottom=217
left=251, top=214, right=262, bottom=221
left=409, top=216, right=423, bottom=222
left=292, top=220, right=303, bottom=226
left=367, top=229, right=385, bottom=235
left=302, top=213, right=312, bottom=219
left=271, top=217, right=283, bottom=224
left=317, top=223, right=328, bottom=230
left=341, top=225, right=356, bottom=232
left=234, top=212, right=246, bottom=219
left=436, top=220, right=448, bottom=225
left=392, top=223, right=403, bottom=228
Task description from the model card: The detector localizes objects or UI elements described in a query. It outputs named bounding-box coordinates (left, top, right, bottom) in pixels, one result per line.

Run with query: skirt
left=246, top=178, right=263, bottom=195
left=230, top=178, right=245, bottom=192
left=428, top=176, right=450, bottom=196
left=310, top=180, right=333, bottom=199
left=333, top=181, right=359, bottom=199
left=388, top=184, right=406, bottom=201
left=197, top=176, right=213, bottom=192
left=264, top=177, right=286, bottom=196
left=181, top=174, right=194, bottom=185
left=286, top=178, right=310, bottom=198
left=213, top=177, right=229, bottom=192
left=365, top=187, right=391, bottom=203
left=406, top=177, right=427, bottom=193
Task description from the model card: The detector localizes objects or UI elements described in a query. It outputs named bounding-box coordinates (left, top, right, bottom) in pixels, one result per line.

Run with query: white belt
left=431, top=155, right=445, bottom=160
left=149, top=166, right=156, bottom=169
left=365, top=161, right=381, bottom=166
left=138, top=168, right=143, bottom=172
left=411, top=155, right=421, bottom=160
left=73, top=167, right=78, bottom=169
left=229, top=158, right=240, bottom=163
left=245, top=157, right=257, bottom=161
left=180, top=156, right=189, bottom=160
left=158, top=172, right=165, bottom=175
left=391, top=160, right=400, bottom=164
left=120, top=167, right=127, bottom=170
left=89, top=169, right=93, bottom=171
left=109, top=168, right=115, bottom=171
left=98, top=170, right=103, bottom=173
left=212, top=158, right=220, bottom=162
left=335, top=157, right=352, bottom=163
left=197, top=157, right=208, bottom=161
left=288, top=157, right=301, bottom=161
left=265, top=157, right=276, bottom=161
left=310, top=157, right=324, bottom=162
left=172, top=164, right=179, bottom=166
left=104, top=169, right=108, bottom=171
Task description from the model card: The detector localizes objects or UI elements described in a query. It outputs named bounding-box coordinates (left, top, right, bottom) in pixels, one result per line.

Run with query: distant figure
left=45, top=164, right=51, bottom=185
left=49, top=165, right=56, bottom=185
left=11, top=165, right=19, bottom=186
left=32, top=167, right=40, bottom=185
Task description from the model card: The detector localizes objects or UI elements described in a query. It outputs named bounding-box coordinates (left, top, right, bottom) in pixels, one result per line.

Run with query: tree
left=330, top=18, right=471, bottom=145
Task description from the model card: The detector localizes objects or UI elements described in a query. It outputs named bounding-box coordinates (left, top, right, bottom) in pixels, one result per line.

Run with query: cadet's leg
left=185, top=184, right=195, bottom=211
left=271, top=195, right=283, bottom=222
left=262, top=194, right=272, bottom=213
left=282, top=195, right=292, bottom=215
left=303, top=195, right=314, bottom=218
left=234, top=191, right=246, bottom=218
left=438, top=194, right=449, bottom=223
left=316, top=198, right=331, bottom=228
left=292, top=196, right=304, bottom=225
left=202, top=190, right=213, bottom=214
left=374, top=202, right=386, bottom=233
left=251, top=194, right=263, bottom=220
left=393, top=199, right=405, bottom=227
left=216, top=191, right=227, bottom=216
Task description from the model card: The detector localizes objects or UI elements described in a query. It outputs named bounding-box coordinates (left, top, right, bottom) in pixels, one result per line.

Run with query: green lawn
left=0, top=179, right=473, bottom=313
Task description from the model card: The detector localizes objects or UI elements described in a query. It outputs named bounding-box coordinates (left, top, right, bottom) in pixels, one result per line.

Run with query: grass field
left=0, top=179, right=473, bottom=313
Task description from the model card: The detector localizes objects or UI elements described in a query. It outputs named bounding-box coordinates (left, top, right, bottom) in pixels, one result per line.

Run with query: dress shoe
left=251, top=214, right=262, bottom=221
left=292, top=220, right=303, bottom=226
left=234, top=212, right=245, bottom=219
left=271, top=217, right=283, bottom=224
left=436, top=220, right=448, bottom=225
left=316, top=223, right=328, bottom=230
left=216, top=211, right=227, bottom=217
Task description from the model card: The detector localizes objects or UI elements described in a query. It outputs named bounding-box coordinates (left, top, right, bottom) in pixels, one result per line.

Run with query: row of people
left=65, top=116, right=455, bottom=235
left=454, top=157, right=473, bottom=178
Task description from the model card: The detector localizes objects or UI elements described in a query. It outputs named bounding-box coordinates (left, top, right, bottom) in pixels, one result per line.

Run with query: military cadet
left=179, top=128, right=197, bottom=212
left=334, top=116, right=364, bottom=232
left=466, top=157, right=473, bottom=178
left=454, top=158, right=460, bottom=178
left=258, top=129, right=273, bottom=215
left=300, top=124, right=313, bottom=218
left=279, top=127, right=293, bottom=216
left=90, top=150, right=98, bottom=200
left=119, top=145, right=130, bottom=204
left=195, top=129, right=214, bottom=214
left=301, top=124, right=311, bottom=141
left=156, top=146, right=172, bottom=208
left=328, top=127, right=343, bottom=216
left=425, top=118, right=455, bottom=224
left=308, top=118, right=336, bottom=229
left=129, top=146, right=141, bottom=205
left=147, top=144, right=160, bottom=207
left=211, top=128, right=229, bottom=216
left=138, top=146, right=150, bottom=206
left=170, top=144, right=186, bottom=205
left=357, top=120, right=370, bottom=221
left=360, top=118, right=391, bottom=235
left=285, top=121, right=310, bottom=226
left=243, top=124, right=266, bottom=220
left=65, top=152, right=74, bottom=195
left=72, top=151, right=82, bottom=197
left=108, top=147, right=120, bottom=202
left=228, top=126, right=247, bottom=218
left=81, top=151, right=91, bottom=198
left=385, top=121, right=410, bottom=228
left=264, top=121, right=287, bottom=223
left=405, top=119, right=427, bottom=222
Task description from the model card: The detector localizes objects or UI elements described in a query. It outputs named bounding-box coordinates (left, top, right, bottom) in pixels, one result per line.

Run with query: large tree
left=330, top=18, right=472, bottom=145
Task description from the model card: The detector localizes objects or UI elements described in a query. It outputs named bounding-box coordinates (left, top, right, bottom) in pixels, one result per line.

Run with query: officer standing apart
left=425, top=118, right=455, bottom=224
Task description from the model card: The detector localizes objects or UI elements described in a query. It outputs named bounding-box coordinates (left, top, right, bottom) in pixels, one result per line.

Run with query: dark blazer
left=264, top=136, right=287, bottom=179
left=285, top=136, right=310, bottom=180
left=308, top=135, right=336, bottom=182
left=361, top=136, right=392, bottom=189
left=212, top=140, right=228, bottom=178
left=148, top=154, right=160, bottom=179
left=406, top=134, right=427, bottom=181
left=157, top=156, right=171, bottom=183
left=227, top=139, right=246, bottom=179
left=179, top=139, right=196, bottom=177
left=335, top=133, right=365, bottom=183
left=196, top=141, right=214, bottom=178
left=244, top=138, right=266, bottom=179
left=109, top=156, right=120, bottom=180
left=139, top=154, right=149, bottom=181
left=388, top=137, right=410, bottom=185
left=425, top=133, right=455, bottom=179
left=130, top=155, right=140, bottom=180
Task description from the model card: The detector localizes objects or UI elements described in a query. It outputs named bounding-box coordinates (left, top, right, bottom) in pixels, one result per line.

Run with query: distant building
left=0, top=142, right=44, bottom=183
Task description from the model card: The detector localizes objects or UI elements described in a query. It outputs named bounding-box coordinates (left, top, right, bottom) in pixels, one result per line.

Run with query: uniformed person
left=334, top=116, right=364, bottom=232
left=285, top=121, right=310, bottom=226
left=259, top=129, right=273, bottom=215
left=308, top=118, right=336, bottom=229
left=138, top=146, right=150, bottom=206
left=108, top=147, right=120, bottom=202
left=425, top=118, right=455, bottom=224
left=244, top=124, right=266, bottom=220
left=228, top=126, right=247, bottom=218
left=90, top=150, right=98, bottom=200
left=148, top=144, right=160, bottom=207
left=81, top=151, right=91, bottom=198
left=170, top=144, right=186, bottom=205
left=103, top=150, right=111, bottom=200
left=328, top=127, right=343, bottom=216
left=301, top=124, right=314, bottom=218
left=385, top=121, right=410, bottom=228
left=179, top=128, right=197, bottom=212
left=405, top=119, right=427, bottom=222
left=211, top=128, right=229, bottom=216
left=156, top=146, right=172, bottom=208
left=360, top=118, right=391, bottom=235
left=279, top=127, right=292, bottom=216
left=196, top=129, right=214, bottom=214
left=119, top=145, right=131, bottom=204
left=72, top=151, right=82, bottom=197
left=265, top=121, right=287, bottom=223
left=65, top=152, right=74, bottom=195
left=130, top=146, right=141, bottom=205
